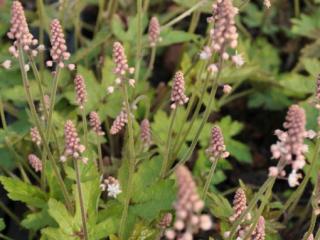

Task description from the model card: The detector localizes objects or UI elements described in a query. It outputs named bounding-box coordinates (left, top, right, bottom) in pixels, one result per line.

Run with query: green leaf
left=292, top=10, right=320, bottom=38
left=0, top=218, right=5, bottom=231
left=41, top=227, right=76, bottom=240
left=47, top=199, right=78, bottom=235
left=0, top=176, right=47, bottom=208
left=159, top=30, right=198, bottom=47
left=208, top=192, right=233, bottom=219
left=301, top=58, right=320, bottom=78
left=92, top=218, right=118, bottom=240
left=21, top=210, right=56, bottom=231
left=226, top=139, right=252, bottom=164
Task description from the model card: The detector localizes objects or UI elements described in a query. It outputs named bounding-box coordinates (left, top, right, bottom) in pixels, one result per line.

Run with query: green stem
left=142, top=46, right=156, bottom=82
left=17, top=46, right=72, bottom=211
left=81, top=108, right=88, bottom=148
left=162, top=0, right=207, bottom=30
left=160, top=108, right=177, bottom=178
left=134, top=0, right=143, bottom=87
left=73, top=159, right=88, bottom=240
left=294, top=0, right=300, bottom=17
left=0, top=233, right=14, bottom=240
left=167, top=69, right=220, bottom=176
left=96, top=135, right=104, bottom=173
left=119, top=83, right=136, bottom=239
left=143, top=0, right=150, bottom=12
left=202, top=158, right=218, bottom=200
left=46, top=67, right=61, bottom=141
left=302, top=211, right=317, bottom=240
left=0, top=97, right=7, bottom=130
left=228, top=177, right=276, bottom=239
left=0, top=201, right=20, bottom=226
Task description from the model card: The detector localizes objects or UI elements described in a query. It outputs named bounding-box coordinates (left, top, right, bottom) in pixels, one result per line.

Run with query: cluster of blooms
left=158, top=213, right=173, bottom=229
left=38, top=95, right=50, bottom=120
left=74, top=75, right=87, bottom=109
left=206, top=126, right=229, bottom=161
left=46, top=19, right=74, bottom=70
left=269, top=105, right=315, bottom=187
left=200, top=0, right=244, bottom=68
left=7, top=1, right=42, bottom=58
left=30, top=127, right=41, bottom=146
left=251, top=216, right=266, bottom=240
left=28, top=154, right=42, bottom=172
left=148, top=17, right=161, bottom=47
left=264, top=0, right=271, bottom=8
left=307, top=234, right=314, bottom=240
left=140, top=119, right=152, bottom=148
left=110, top=109, right=128, bottom=135
left=100, top=176, right=122, bottom=198
left=1, top=60, right=12, bottom=70
left=89, top=111, right=105, bottom=136
left=170, top=71, right=189, bottom=109
left=165, top=165, right=212, bottom=240
left=107, top=42, right=135, bottom=94
left=224, top=188, right=251, bottom=239
left=60, top=120, right=87, bottom=164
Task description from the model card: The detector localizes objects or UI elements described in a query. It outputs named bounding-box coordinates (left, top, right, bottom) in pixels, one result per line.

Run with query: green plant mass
left=0, top=0, right=320, bottom=239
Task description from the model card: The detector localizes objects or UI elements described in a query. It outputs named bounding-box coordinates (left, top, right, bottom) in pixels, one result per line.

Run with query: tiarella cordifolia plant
left=1, top=1, right=320, bottom=240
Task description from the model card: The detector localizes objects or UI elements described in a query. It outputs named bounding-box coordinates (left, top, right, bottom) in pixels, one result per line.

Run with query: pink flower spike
left=110, top=110, right=128, bottom=135
left=140, top=119, right=152, bottom=147
left=28, top=154, right=42, bottom=172
left=89, top=111, right=105, bottom=136
left=252, top=216, right=266, bottom=240
left=148, top=17, right=161, bottom=47
left=170, top=71, right=189, bottom=109
left=30, top=127, right=41, bottom=146
left=206, top=126, right=229, bottom=160
left=74, top=74, right=87, bottom=109
left=112, top=42, right=129, bottom=76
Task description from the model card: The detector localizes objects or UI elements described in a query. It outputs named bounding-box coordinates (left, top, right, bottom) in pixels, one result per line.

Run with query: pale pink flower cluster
left=200, top=0, right=244, bottom=68
left=206, top=126, right=229, bottom=161
left=30, top=127, right=41, bottom=146
left=1, top=60, right=12, bottom=69
left=100, top=176, right=122, bottom=198
left=165, top=165, right=212, bottom=240
left=229, top=188, right=247, bottom=223
left=140, top=119, right=152, bottom=148
left=74, top=75, right=87, bottom=109
left=306, top=234, right=314, bottom=240
left=47, top=19, right=74, bottom=69
left=269, top=105, right=315, bottom=187
left=315, top=74, right=320, bottom=109
left=89, top=111, right=105, bottom=136
left=264, top=0, right=271, bottom=8
left=111, top=42, right=135, bottom=88
left=60, top=120, right=87, bottom=164
left=28, top=154, right=42, bottom=172
left=170, top=71, right=189, bottom=109
left=158, top=213, right=173, bottom=229
left=252, top=216, right=266, bottom=240
left=7, top=1, right=39, bottom=57
left=148, top=17, right=161, bottom=47
left=110, top=110, right=128, bottom=135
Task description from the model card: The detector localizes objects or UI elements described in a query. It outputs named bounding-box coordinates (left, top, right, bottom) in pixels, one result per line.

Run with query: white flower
left=208, top=64, right=218, bottom=73
left=68, top=64, right=76, bottom=71
left=1, top=60, right=12, bottom=69
left=264, top=0, right=271, bottom=8
left=199, top=46, right=212, bottom=60
left=232, top=53, right=245, bottom=67
left=107, top=182, right=122, bottom=198
left=24, top=64, right=30, bottom=72
left=223, top=84, right=232, bottom=94
left=288, top=170, right=302, bottom=187
left=107, top=86, right=114, bottom=94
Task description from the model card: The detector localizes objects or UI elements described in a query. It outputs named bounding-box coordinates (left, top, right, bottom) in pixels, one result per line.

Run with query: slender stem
left=243, top=178, right=276, bottom=240
left=161, top=0, right=207, bottom=30
left=188, top=10, right=201, bottom=34
left=302, top=211, right=317, bottom=240
left=17, top=46, right=72, bottom=211
left=168, top=70, right=219, bottom=176
left=96, top=135, right=104, bottom=173
left=134, top=0, right=143, bottom=87
left=119, top=83, right=136, bottom=239
left=228, top=177, right=276, bottom=239
left=40, top=148, right=47, bottom=190
left=46, top=67, right=61, bottom=141
left=294, top=0, right=300, bottom=17
left=0, top=97, right=7, bottom=130
left=143, top=0, right=150, bottom=12
left=0, top=234, right=14, bottom=240
left=81, top=108, right=88, bottom=148
left=202, top=158, right=218, bottom=200
left=142, top=46, right=156, bottom=82
left=0, top=201, right=20, bottom=226
left=160, top=108, right=177, bottom=178
left=73, top=159, right=88, bottom=240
